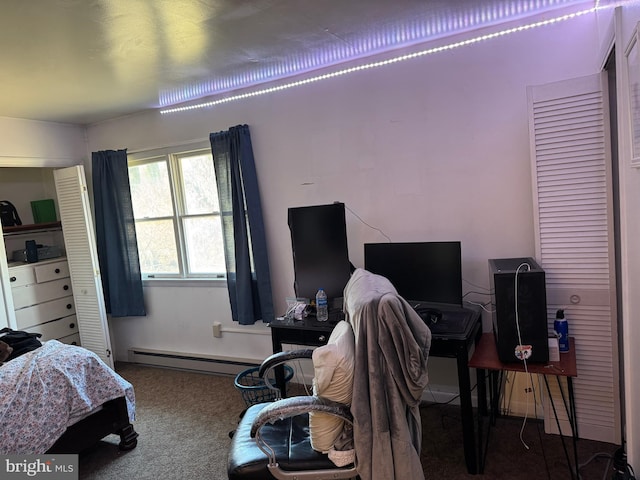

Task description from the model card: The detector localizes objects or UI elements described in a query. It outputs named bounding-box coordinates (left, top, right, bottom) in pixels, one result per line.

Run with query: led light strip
left=161, top=6, right=598, bottom=115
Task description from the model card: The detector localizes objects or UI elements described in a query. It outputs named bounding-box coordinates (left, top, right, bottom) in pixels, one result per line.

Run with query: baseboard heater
left=128, top=347, right=259, bottom=376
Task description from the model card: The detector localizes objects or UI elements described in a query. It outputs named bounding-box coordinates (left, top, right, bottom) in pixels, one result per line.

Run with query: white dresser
left=1, top=167, right=114, bottom=368
left=8, top=257, right=80, bottom=345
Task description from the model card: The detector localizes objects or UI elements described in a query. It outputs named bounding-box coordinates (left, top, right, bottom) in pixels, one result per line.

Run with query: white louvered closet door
left=528, top=72, right=620, bottom=444
left=54, top=166, right=114, bottom=369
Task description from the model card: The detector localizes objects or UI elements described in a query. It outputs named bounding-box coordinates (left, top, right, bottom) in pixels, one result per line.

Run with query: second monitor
left=364, top=241, right=463, bottom=307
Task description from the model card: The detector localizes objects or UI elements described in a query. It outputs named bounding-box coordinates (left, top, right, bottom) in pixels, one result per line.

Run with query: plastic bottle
left=554, top=309, right=569, bottom=353
left=315, top=288, right=328, bottom=322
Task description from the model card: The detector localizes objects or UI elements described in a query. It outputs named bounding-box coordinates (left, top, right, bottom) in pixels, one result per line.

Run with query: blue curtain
left=92, top=149, right=146, bottom=317
left=210, top=125, right=274, bottom=325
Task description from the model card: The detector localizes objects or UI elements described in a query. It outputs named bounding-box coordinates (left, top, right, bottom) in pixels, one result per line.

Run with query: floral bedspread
left=0, top=340, right=135, bottom=454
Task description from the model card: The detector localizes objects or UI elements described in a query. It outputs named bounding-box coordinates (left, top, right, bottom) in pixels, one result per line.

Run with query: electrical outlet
left=212, top=322, right=222, bottom=338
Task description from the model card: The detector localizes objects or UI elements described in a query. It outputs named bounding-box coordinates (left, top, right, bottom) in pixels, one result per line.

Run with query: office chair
left=227, top=268, right=432, bottom=480
left=227, top=349, right=358, bottom=480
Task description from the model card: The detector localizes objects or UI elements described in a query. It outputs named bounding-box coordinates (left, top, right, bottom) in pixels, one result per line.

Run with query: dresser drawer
left=34, top=260, right=70, bottom=283
left=58, top=332, right=81, bottom=346
left=16, top=296, right=75, bottom=329
left=25, top=315, right=78, bottom=341
left=7, top=264, right=37, bottom=288
left=11, top=278, right=73, bottom=309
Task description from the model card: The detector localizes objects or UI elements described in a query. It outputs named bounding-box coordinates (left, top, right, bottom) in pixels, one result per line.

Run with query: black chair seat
left=228, top=403, right=341, bottom=480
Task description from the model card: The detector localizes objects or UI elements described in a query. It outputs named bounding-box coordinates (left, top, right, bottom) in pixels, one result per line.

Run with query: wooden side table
left=469, top=333, right=579, bottom=478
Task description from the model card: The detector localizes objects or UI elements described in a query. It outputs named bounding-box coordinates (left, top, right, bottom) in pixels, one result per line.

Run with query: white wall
left=0, top=116, right=86, bottom=167
left=85, top=12, right=603, bottom=392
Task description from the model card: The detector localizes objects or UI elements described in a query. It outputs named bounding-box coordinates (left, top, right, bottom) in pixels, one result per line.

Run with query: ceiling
left=0, top=0, right=606, bottom=125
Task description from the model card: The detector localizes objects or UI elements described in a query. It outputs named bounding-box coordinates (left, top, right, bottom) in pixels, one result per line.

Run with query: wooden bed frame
left=46, top=396, right=138, bottom=453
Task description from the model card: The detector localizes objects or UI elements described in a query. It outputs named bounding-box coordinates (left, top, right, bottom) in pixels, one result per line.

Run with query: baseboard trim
left=127, top=347, right=259, bottom=376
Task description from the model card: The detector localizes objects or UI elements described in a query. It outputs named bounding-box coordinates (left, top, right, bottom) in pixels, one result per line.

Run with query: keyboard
left=411, top=303, right=474, bottom=335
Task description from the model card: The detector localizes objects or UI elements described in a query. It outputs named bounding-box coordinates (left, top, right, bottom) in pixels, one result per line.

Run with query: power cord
left=462, top=281, right=495, bottom=312
left=610, top=447, right=636, bottom=480
left=343, top=204, right=392, bottom=242
left=514, top=262, right=532, bottom=449
left=464, top=298, right=494, bottom=314
left=422, top=379, right=481, bottom=409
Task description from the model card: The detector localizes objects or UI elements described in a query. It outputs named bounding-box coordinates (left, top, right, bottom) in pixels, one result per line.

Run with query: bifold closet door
left=528, top=72, right=620, bottom=443
left=54, top=165, right=114, bottom=369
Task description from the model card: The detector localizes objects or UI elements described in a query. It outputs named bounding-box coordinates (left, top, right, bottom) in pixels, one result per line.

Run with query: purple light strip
left=159, top=0, right=596, bottom=108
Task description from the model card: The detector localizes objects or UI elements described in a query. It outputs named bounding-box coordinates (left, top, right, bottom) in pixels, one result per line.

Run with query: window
left=128, top=142, right=226, bottom=280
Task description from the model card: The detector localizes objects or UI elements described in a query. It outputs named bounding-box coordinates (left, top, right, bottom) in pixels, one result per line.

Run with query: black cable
left=611, top=447, right=636, bottom=480
left=421, top=381, right=479, bottom=409
left=463, top=290, right=493, bottom=298
left=343, top=204, right=392, bottom=242
left=534, top=416, right=553, bottom=479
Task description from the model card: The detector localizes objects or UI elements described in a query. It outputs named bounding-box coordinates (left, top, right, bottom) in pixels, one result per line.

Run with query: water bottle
left=315, top=288, right=328, bottom=322
left=554, top=309, right=569, bottom=353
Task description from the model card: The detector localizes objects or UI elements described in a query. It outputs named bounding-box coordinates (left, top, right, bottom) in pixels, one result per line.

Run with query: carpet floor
left=77, top=363, right=620, bottom=479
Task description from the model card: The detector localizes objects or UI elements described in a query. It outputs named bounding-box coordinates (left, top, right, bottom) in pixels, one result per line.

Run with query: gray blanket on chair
left=344, top=268, right=432, bottom=480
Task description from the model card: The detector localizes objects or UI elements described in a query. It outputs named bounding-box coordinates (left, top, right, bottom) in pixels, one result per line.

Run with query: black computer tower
left=489, top=257, right=549, bottom=363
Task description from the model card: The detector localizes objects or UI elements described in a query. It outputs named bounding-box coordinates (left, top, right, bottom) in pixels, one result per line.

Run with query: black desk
left=269, top=304, right=484, bottom=475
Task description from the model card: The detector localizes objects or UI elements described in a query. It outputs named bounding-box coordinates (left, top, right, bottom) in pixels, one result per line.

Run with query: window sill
left=142, top=277, right=227, bottom=288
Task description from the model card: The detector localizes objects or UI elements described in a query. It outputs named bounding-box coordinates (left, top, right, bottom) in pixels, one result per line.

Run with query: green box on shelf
left=30, top=199, right=57, bottom=223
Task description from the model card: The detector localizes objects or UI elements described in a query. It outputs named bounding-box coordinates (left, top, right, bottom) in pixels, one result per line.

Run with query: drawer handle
left=69, top=323, right=76, bottom=329
left=55, top=268, right=61, bottom=274
left=66, top=304, right=73, bottom=309
left=63, top=285, right=70, bottom=291
left=10, top=276, right=16, bottom=282
left=318, top=335, right=326, bottom=342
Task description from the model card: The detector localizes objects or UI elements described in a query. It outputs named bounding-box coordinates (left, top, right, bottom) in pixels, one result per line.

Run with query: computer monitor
left=364, top=241, right=463, bottom=306
left=288, top=203, right=352, bottom=303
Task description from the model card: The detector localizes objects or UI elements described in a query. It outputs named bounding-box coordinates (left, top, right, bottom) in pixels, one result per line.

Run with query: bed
left=0, top=339, right=138, bottom=454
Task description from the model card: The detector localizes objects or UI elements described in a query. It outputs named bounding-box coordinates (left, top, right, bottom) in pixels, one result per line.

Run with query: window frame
left=127, top=140, right=226, bottom=283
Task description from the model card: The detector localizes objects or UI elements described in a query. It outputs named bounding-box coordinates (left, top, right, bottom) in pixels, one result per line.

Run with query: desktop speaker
left=489, top=257, right=549, bottom=363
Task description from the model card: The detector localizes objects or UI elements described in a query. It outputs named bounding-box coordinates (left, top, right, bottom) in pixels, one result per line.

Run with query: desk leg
left=271, top=331, right=286, bottom=398
left=570, top=379, right=579, bottom=478
left=562, top=377, right=579, bottom=480
left=457, top=344, right=478, bottom=475
left=477, top=368, right=487, bottom=416
left=478, top=369, right=504, bottom=474
left=543, top=375, right=577, bottom=480
left=475, top=368, right=488, bottom=474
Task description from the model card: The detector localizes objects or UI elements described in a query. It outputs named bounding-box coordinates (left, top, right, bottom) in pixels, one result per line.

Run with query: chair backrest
left=309, top=320, right=355, bottom=452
